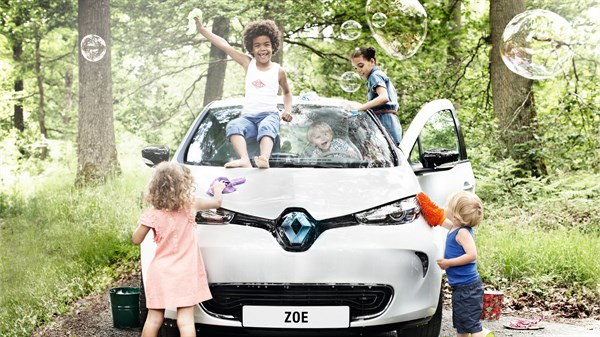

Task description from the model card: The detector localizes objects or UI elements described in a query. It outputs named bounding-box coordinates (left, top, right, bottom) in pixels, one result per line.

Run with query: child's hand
left=344, top=101, right=361, bottom=112
left=437, top=258, right=450, bottom=270
left=194, top=17, right=205, bottom=32
left=211, top=181, right=226, bottom=194
left=281, top=112, right=293, bottom=122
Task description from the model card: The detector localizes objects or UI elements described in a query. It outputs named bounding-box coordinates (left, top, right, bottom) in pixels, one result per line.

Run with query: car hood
left=190, top=165, right=420, bottom=220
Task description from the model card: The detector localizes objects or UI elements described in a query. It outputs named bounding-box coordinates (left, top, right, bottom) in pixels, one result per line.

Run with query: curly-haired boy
left=195, top=17, right=293, bottom=169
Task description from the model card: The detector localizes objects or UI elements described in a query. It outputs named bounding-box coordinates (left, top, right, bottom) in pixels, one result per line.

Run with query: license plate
left=242, top=306, right=350, bottom=328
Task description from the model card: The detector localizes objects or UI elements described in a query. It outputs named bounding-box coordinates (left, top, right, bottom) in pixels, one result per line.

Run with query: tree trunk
left=202, top=16, right=230, bottom=106
left=62, top=66, right=74, bottom=126
left=12, top=36, right=24, bottom=132
left=447, top=0, right=462, bottom=67
left=489, top=0, right=547, bottom=176
left=34, top=37, right=48, bottom=159
left=76, top=0, right=120, bottom=186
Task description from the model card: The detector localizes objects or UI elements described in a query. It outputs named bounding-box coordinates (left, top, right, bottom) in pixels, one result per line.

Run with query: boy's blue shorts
left=226, top=112, right=280, bottom=143
left=451, top=279, right=483, bottom=334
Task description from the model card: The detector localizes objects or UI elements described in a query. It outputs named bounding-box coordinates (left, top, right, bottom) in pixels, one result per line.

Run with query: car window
left=409, top=109, right=460, bottom=167
left=185, top=104, right=395, bottom=168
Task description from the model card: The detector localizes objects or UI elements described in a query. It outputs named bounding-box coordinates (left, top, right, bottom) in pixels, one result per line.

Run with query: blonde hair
left=145, top=162, right=195, bottom=211
left=446, top=191, right=483, bottom=227
left=307, top=121, right=333, bottom=141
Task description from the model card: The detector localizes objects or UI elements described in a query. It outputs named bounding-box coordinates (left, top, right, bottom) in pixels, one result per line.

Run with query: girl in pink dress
left=132, top=162, right=225, bottom=337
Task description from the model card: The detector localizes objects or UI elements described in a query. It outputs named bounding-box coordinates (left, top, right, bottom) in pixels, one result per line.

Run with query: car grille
left=201, top=283, right=393, bottom=322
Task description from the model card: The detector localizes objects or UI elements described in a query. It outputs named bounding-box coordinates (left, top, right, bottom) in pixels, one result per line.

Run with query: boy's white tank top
left=243, top=58, right=280, bottom=115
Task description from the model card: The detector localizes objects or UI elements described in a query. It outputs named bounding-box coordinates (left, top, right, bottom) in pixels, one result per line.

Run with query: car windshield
left=185, top=102, right=396, bottom=168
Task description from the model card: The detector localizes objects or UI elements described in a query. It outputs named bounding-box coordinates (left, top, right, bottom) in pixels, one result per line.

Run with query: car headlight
left=354, top=196, right=420, bottom=225
left=195, top=209, right=234, bottom=224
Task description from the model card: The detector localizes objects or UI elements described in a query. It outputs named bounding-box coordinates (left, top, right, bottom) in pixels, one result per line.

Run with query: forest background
left=0, top=0, right=599, bottom=336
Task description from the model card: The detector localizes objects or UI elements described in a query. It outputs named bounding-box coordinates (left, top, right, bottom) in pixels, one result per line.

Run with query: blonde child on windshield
left=195, top=16, right=292, bottom=169
left=305, top=121, right=360, bottom=159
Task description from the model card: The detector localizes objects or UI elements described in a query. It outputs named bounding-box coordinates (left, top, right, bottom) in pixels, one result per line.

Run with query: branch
left=143, top=70, right=209, bottom=132
left=448, top=36, right=487, bottom=96
left=284, top=38, right=348, bottom=62
left=116, top=61, right=212, bottom=103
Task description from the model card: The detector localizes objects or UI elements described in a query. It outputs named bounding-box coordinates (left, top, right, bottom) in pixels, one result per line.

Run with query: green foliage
left=0, top=144, right=149, bottom=337
left=475, top=160, right=600, bottom=307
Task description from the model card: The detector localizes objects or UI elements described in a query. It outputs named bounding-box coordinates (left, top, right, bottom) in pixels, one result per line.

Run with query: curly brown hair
left=242, top=19, right=281, bottom=56
left=145, top=162, right=195, bottom=211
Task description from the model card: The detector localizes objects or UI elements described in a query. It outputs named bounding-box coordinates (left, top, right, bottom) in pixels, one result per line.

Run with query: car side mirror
left=141, top=146, right=170, bottom=167
left=421, top=148, right=459, bottom=169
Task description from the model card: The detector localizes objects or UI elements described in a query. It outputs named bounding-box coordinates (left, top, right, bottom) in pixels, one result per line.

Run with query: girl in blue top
left=437, top=191, right=485, bottom=337
left=345, top=47, right=403, bottom=145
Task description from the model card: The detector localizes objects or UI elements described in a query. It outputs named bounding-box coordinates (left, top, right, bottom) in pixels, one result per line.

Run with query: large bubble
left=339, top=71, right=362, bottom=93
left=341, top=20, right=362, bottom=41
left=365, top=0, right=428, bottom=60
left=80, top=34, right=107, bottom=62
left=501, top=9, right=574, bottom=80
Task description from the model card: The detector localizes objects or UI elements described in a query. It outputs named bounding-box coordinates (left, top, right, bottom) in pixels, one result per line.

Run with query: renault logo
left=276, top=211, right=318, bottom=251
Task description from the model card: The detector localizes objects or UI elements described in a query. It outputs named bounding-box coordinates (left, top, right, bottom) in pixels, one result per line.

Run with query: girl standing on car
left=194, top=16, right=293, bottom=169
left=132, top=162, right=225, bottom=337
left=345, top=46, right=403, bottom=145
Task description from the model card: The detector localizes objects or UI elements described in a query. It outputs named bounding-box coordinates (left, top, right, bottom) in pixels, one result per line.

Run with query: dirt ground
left=30, top=263, right=600, bottom=337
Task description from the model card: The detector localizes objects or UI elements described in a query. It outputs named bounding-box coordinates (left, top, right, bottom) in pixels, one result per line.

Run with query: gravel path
left=30, top=265, right=600, bottom=337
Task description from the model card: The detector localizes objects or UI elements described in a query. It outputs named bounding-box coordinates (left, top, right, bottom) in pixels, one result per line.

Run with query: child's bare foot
left=254, top=155, right=270, bottom=169
left=224, top=158, right=252, bottom=168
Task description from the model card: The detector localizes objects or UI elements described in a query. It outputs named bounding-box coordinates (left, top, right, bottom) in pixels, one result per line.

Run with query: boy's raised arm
left=194, top=18, right=250, bottom=68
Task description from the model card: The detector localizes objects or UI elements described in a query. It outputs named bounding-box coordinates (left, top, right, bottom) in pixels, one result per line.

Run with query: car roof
left=205, top=95, right=348, bottom=109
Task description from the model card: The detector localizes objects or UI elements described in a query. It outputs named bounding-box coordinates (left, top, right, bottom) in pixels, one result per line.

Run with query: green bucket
left=109, top=287, right=141, bottom=328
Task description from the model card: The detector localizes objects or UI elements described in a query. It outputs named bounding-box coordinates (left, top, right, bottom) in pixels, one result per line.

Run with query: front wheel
left=397, top=287, right=443, bottom=337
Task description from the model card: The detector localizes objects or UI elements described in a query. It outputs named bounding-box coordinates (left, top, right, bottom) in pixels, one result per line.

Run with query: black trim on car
left=159, top=316, right=434, bottom=337
left=224, top=209, right=360, bottom=252
left=200, top=283, right=394, bottom=322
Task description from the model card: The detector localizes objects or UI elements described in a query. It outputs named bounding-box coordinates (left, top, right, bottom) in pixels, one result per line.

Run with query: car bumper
left=160, top=220, right=443, bottom=329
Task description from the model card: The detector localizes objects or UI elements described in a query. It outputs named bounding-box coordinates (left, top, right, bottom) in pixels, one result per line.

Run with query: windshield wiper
left=269, top=159, right=345, bottom=168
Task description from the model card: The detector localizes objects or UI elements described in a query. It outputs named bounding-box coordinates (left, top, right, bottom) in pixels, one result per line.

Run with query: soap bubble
left=372, top=12, right=388, bottom=28
left=341, top=20, right=362, bottom=41
left=80, top=34, right=107, bottom=62
left=366, top=0, right=428, bottom=60
left=339, top=71, right=362, bottom=93
left=501, top=9, right=574, bottom=80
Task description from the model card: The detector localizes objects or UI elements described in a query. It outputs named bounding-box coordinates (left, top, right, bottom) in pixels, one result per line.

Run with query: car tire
left=397, top=287, right=443, bottom=337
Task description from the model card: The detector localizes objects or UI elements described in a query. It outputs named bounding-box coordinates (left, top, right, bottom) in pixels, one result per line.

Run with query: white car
left=139, top=95, right=476, bottom=337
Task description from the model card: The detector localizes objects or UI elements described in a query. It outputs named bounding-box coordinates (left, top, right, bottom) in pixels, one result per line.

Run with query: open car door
left=400, top=99, right=476, bottom=206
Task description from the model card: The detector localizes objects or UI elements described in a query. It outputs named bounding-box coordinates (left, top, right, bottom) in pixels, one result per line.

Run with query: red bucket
left=481, top=290, right=503, bottom=320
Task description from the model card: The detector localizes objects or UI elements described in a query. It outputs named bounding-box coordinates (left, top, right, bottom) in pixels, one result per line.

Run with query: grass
left=0, top=145, right=598, bottom=336
left=475, top=163, right=600, bottom=314
left=0, top=140, right=151, bottom=337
